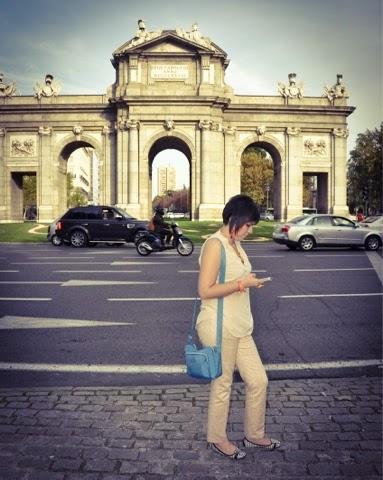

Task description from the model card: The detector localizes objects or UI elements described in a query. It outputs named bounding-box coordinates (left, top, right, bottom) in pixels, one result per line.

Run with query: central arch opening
left=240, top=141, right=282, bottom=220
left=148, top=137, right=191, bottom=219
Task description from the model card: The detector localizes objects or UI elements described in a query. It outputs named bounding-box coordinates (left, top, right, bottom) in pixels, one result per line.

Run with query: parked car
left=359, top=215, right=383, bottom=232
left=260, top=211, right=274, bottom=221
left=47, top=217, right=63, bottom=246
left=272, top=214, right=382, bottom=251
left=53, top=205, right=148, bottom=247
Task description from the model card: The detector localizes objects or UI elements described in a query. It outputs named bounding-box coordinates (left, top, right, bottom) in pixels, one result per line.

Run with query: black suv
left=54, top=205, right=148, bottom=247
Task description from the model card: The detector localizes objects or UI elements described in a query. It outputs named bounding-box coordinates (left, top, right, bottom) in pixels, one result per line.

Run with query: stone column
left=332, top=128, right=349, bottom=216
left=223, top=126, right=238, bottom=202
left=127, top=120, right=140, bottom=208
left=101, top=125, right=116, bottom=205
left=198, top=120, right=225, bottom=219
left=0, top=128, right=6, bottom=220
left=116, top=116, right=129, bottom=209
left=37, top=126, right=54, bottom=222
left=285, top=127, right=302, bottom=219
left=199, top=120, right=211, bottom=205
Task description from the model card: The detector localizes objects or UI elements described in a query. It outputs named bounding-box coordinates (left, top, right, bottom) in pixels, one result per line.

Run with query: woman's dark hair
left=222, top=194, right=260, bottom=233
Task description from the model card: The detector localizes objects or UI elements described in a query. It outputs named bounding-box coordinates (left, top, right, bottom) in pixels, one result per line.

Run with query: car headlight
left=126, top=223, right=135, bottom=229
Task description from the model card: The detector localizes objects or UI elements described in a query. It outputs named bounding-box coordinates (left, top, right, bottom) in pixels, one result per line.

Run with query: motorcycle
left=135, top=223, right=194, bottom=256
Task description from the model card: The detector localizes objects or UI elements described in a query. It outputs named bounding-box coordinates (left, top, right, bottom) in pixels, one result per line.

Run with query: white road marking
left=279, top=292, right=383, bottom=299
left=28, top=257, right=96, bottom=260
left=366, top=251, right=383, bottom=284
left=61, top=280, right=155, bottom=287
left=108, top=297, right=195, bottom=302
left=112, top=261, right=176, bottom=265
left=12, top=262, right=111, bottom=265
left=53, top=270, right=141, bottom=273
left=304, top=254, right=367, bottom=257
left=0, top=359, right=380, bottom=374
left=0, top=297, right=51, bottom=301
left=0, top=281, right=61, bottom=285
left=294, top=268, right=374, bottom=272
left=247, top=255, right=285, bottom=258
left=0, top=270, right=19, bottom=273
left=0, top=316, right=136, bottom=329
left=177, top=269, right=267, bottom=273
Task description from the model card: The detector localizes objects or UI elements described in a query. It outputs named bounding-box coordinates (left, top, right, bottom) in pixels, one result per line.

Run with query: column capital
left=286, top=127, right=301, bottom=136
left=332, top=128, right=349, bottom=138
left=126, top=120, right=140, bottom=130
left=0, top=128, right=6, bottom=137
left=38, top=126, right=52, bottom=136
left=199, top=120, right=212, bottom=130
left=102, top=125, right=116, bottom=135
left=223, top=126, right=236, bottom=136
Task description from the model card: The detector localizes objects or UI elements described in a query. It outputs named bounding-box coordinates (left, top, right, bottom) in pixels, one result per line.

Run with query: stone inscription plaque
left=151, top=65, right=189, bottom=80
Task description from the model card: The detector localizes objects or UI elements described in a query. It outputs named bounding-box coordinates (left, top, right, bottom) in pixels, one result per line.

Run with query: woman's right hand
left=242, top=273, right=265, bottom=289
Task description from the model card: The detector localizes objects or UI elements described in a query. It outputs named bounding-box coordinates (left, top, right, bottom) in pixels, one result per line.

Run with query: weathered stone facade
left=0, top=22, right=354, bottom=222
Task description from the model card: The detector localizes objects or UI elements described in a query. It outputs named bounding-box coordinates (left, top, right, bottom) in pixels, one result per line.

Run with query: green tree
left=67, top=173, right=87, bottom=207
left=241, top=146, right=274, bottom=207
left=22, top=175, right=36, bottom=206
left=347, top=123, right=382, bottom=214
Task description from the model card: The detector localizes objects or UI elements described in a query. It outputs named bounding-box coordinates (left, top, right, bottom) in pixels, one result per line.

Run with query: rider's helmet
left=154, top=206, right=165, bottom=215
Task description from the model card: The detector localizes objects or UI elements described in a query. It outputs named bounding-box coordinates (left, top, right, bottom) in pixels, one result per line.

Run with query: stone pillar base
left=332, top=205, right=350, bottom=217
left=198, top=203, right=225, bottom=221
left=38, top=205, right=54, bottom=223
left=286, top=205, right=303, bottom=220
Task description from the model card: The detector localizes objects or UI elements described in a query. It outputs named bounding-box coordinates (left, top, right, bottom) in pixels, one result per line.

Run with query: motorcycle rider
left=152, top=207, right=172, bottom=245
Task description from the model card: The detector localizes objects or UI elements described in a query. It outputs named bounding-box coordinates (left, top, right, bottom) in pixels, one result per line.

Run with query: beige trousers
left=197, top=320, right=268, bottom=443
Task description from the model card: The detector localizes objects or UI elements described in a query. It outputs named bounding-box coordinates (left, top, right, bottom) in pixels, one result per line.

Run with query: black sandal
left=243, top=437, right=281, bottom=450
left=209, top=442, right=247, bottom=459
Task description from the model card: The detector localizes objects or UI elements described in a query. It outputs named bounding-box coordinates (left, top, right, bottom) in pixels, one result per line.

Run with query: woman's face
left=231, top=222, right=255, bottom=241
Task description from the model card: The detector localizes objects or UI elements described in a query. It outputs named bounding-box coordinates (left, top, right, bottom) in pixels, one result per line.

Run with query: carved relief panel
left=9, top=135, right=37, bottom=157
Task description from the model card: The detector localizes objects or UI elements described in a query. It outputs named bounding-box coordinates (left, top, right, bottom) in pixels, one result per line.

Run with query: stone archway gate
left=0, top=22, right=354, bottom=222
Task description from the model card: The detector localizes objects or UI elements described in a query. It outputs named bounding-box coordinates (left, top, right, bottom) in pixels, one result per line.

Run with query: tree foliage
left=347, top=123, right=382, bottom=213
left=241, top=146, right=274, bottom=207
left=22, top=175, right=36, bottom=206
left=153, top=187, right=190, bottom=213
left=67, top=173, right=87, bottom=207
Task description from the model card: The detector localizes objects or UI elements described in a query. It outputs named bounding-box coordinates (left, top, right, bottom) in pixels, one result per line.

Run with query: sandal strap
left=243, top=437, right=281, bottom=450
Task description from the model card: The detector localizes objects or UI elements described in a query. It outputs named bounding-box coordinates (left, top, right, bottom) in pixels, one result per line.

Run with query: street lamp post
left=265, top=183, right=270, bottom=210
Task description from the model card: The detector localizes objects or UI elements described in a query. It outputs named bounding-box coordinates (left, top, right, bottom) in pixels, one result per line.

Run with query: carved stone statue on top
left=278, top=73, right=303, bottom=99
left=34, top=74, right=61, bottom=99
left=127, top=19, right=162, bottom=48
left=0, top=72, right=17, bottom=97
left=323, top=74, right=349, bottom=102
left=176, top=23, right=216, bottom=50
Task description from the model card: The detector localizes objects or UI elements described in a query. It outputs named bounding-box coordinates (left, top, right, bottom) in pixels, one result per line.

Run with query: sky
left=1, top=0, right=381, bottom=193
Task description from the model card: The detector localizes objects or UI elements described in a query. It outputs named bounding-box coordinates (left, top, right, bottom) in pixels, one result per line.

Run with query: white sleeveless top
left=196, top=230, right=253, bottom=337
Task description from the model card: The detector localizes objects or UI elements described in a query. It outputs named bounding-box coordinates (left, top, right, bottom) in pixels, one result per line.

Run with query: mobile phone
left=259, top=277, right=272, bottom=283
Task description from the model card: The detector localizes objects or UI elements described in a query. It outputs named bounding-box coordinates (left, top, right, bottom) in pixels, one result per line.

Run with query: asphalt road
left=0, top=240, right=381, bottom=387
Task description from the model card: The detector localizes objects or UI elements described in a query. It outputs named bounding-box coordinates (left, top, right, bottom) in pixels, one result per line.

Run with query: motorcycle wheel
left=177, top=237, right=194, bottom=256
left=136, top=238, right=152, bottom=256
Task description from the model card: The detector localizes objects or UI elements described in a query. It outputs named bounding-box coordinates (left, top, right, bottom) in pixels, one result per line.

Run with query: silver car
left=272, top=214, right=382, bottom=251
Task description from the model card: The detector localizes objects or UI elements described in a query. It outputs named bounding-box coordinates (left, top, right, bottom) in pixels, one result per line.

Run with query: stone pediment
left=113, top=28, right=226, bottom=58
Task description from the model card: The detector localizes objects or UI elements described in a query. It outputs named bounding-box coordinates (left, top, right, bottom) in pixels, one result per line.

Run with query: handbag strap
left=188, top=240, right=226, bottom=347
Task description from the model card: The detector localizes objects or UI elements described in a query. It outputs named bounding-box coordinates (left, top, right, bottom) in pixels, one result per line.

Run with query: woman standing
left=196, top=194, right=280, bottom=459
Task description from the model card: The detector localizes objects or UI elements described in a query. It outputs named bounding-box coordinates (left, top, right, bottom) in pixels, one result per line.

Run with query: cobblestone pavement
left=0, top=376, right=381, bottom=480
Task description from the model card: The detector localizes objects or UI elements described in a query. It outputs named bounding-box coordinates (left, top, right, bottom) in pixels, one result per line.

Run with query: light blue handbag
left=184, top=243, right=226, bottom=380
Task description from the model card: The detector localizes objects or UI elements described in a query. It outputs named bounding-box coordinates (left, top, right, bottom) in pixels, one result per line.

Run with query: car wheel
left=70, top=230, right=88, bottom=248
left=299, top=235, right=315, bottom=251
left=365, top=235, right=380, bottom=251
left=177, top=237, right=194, bottom=256
left=133, top=230, right=146, bottom=244
left=51, top=234, right=62, bottom=246
left=136, top=239, right=152, bottom=256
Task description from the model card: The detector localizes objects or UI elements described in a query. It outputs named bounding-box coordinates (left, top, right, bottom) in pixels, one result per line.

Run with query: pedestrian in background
left=196, top=194, right=281, bottom=460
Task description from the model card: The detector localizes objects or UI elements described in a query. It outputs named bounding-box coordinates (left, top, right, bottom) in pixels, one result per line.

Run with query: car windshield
left=113, top=207, right=133, bottom=219
left=289, top=215, right=310, bottom=224
left=363, top=216, right=381, bottom=223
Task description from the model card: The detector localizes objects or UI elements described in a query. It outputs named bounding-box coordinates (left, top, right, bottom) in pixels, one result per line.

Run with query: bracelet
left=237, top=279, right=245, bottom=293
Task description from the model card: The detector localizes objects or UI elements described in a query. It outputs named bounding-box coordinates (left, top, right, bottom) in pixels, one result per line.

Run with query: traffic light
left=361, top=186, right=369, bottom=201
